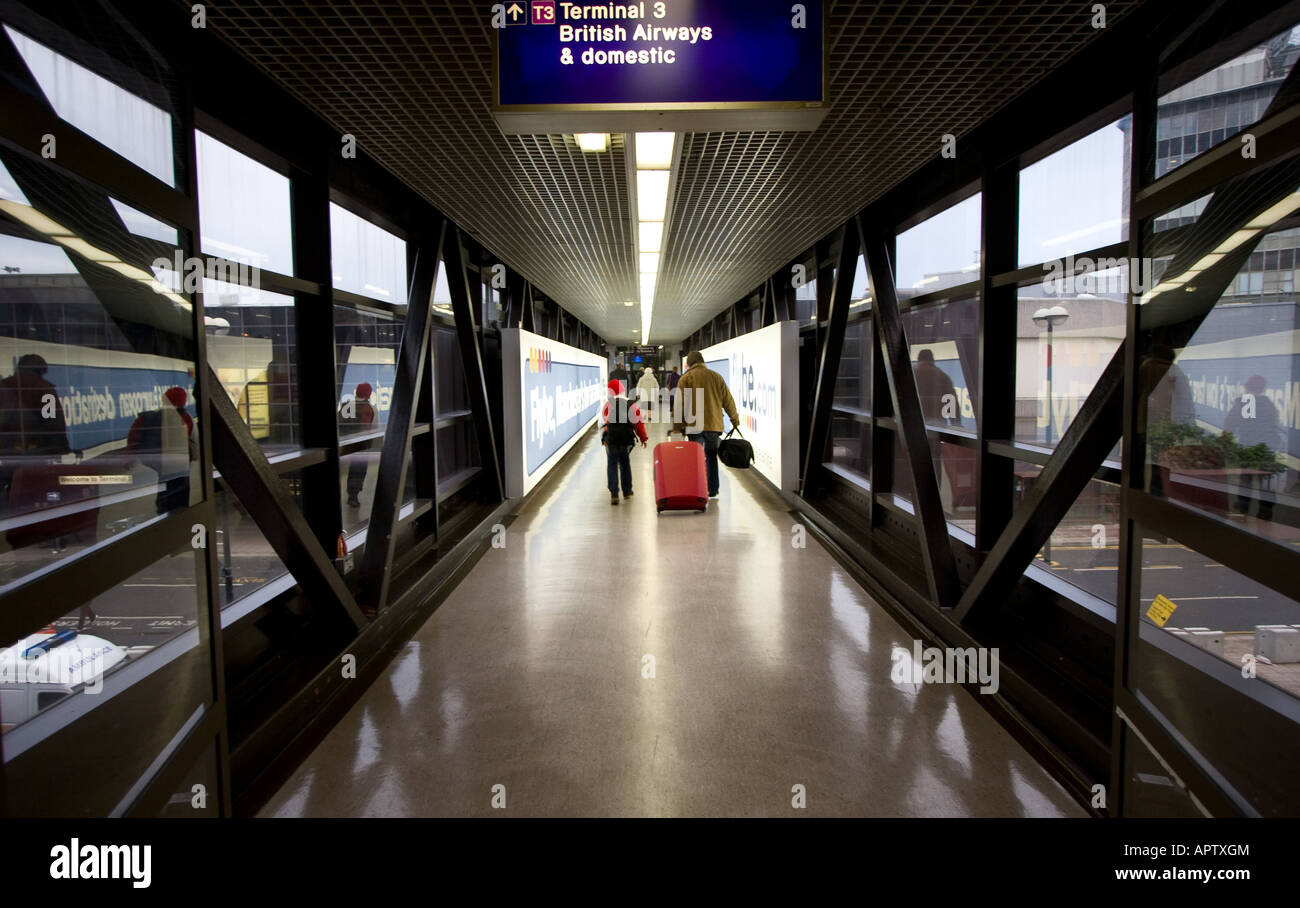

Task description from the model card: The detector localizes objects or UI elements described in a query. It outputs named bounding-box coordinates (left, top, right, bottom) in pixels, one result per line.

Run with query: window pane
left=829, top=414, right=870, bottom=477
left=203, top=281, right=299, bottom=453
left=833, top=318, right=870, bottom=410
left=904, top=297, right=979, bottom=430
left=1016, top=270, right=1127, bottom=447
left=891, top=433, right=976, bottom=531
left=5, top=25, right=174, bottom=186
left=0, top=174, right=198, bottom=589
left=1019, top=119, right=1128, bottom=267
left=896, top=193, right=981, bottom=296
left=196, top=130, right=293, bottom=275
left=1132, top=540, right=1300, bottom=816
left=1013, top=462, right=1122, bottom=603
left=849, top=254, right=871, bottom=309
left=1155, top=22, right=1300, bottom=178
left=1142, top=221, right=1299, bottom=546
left=2, top=543, right=211, bottom=816
left=330, top=203, right=407, bottom=303
left=213, top=481, right=290, bottom=608
left=336, top=306, right=401, bottom=441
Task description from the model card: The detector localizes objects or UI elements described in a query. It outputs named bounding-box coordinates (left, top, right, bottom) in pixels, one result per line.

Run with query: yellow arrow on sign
left=507, top=3, right=524, bottom=20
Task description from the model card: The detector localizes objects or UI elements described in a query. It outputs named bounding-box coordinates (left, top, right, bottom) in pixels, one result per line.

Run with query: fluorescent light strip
left=634, top=133, right=676, bottom=344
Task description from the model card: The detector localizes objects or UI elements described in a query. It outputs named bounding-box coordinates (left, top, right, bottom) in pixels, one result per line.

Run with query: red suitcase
left=653, top=440, right=707, bottom=513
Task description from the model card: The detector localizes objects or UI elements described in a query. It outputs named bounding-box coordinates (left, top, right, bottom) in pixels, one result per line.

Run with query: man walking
left=672, top=351, right=739, bottom=500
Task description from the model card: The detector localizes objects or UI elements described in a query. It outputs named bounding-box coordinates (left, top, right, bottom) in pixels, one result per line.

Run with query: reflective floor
left=262, top=429, right=1084, bottom=817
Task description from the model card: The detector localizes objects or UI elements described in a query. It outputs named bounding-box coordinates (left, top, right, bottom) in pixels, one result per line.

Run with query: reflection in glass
left=891, top=433, right=976, bottom=533
left=904, top=297, right=979, bottom=430
left=0, top=157, right=198, bottom=588
left=1, top=545, right=202, bottom=736
left=1016, top=270, right=1126, bottom=446
left=202, top=281, right=299, bottom=454
left=1013, top=462, right=1122, bottom=603
left=1142, top=222, right=1299, bottom=546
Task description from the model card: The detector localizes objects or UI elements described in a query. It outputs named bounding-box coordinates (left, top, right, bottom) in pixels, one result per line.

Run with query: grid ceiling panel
left=195, top=0, right=1142, bottom=342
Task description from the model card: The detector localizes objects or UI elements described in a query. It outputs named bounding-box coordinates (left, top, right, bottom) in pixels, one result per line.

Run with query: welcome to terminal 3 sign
left=493, top=0, right=826, bottom=132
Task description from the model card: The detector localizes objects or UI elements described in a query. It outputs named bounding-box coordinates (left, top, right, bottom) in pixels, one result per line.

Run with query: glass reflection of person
left=0, top=353, right=72, bottom=515
left=1223, top=375, right=1282, bottom=520
left=914, top=348, right=960, bottom=487
left=125, top=386, right=195, bottom=514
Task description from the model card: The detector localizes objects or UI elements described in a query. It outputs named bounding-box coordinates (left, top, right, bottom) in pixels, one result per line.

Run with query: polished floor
left=261, top=429, right=1084, bottom=817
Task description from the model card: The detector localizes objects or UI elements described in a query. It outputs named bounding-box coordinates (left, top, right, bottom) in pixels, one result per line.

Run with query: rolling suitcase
left=653, top=439, right=707, bottom=513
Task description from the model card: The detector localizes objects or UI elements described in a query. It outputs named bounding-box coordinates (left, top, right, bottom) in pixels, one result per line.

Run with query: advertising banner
left=698, top=320, right=797, bottom=490
left=503, top=328, right=609, bottom=497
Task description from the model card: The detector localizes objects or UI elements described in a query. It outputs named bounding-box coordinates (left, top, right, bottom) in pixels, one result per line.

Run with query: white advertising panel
left=502, top=328, right=609, bottom=498
left=698, top=321, right=799, bottom=491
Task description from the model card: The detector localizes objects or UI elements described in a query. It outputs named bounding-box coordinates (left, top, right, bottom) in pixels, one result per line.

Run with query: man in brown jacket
left=672, top=351, right=740, bottom=499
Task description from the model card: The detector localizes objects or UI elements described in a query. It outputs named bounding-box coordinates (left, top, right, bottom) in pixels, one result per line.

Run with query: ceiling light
left=638, top=221, right=663, bottom=254
left=635, top=132, right=674, bottom=169
left=623, top=300, right=635, bottom=307
left=636, top=170, right=670, bottom=221
left=639, top=252, right=660, bottom=274
left=0, top=199, right=70, bottom=236
left=50, top=235, right=117, bottom=262
left=575, top=133, right=609, bottom=153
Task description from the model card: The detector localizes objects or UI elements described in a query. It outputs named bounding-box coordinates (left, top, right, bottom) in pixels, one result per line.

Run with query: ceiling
left=196, top=0, right=1143, bottom=343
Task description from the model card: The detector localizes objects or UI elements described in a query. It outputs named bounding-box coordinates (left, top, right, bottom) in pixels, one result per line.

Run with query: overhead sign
left=493, top=0, right=826, bottom=133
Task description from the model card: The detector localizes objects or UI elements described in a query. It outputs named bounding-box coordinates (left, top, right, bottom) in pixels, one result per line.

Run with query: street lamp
left=1032, top=305, right=1070, bottom=445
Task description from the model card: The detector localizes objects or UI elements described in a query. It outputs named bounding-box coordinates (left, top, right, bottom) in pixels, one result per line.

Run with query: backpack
left=605, top=395, right=636, bottom=446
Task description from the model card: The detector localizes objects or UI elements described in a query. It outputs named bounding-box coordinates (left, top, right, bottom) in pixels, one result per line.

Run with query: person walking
left=672, top=351, right=739, bottom=500
left=600, top=378, right=647, bottom=504
left=665, top=366, right=681, bottom=436
left=635, top=366, right=660, bottom=423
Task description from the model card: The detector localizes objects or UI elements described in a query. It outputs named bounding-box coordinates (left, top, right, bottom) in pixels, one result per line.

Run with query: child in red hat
left=599, top=378, right=647, bottom=504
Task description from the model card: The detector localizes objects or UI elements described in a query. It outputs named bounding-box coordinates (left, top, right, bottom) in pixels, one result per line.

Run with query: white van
left=0, top=631, right=128, bottom=731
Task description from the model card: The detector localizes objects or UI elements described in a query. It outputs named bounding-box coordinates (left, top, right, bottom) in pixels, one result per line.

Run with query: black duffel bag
left=718, top=427, right=754, bottom=469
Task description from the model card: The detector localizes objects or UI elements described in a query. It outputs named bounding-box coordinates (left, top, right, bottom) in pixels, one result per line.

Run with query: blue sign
left=524, top=356, right=605, bottom=475
left=497, top=0, right=823, bottom=108
left=32, top=362, right=196, bottom=452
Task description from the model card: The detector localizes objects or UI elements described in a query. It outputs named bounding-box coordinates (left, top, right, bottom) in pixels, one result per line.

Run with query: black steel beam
left=444, top=226, right=505, bottom=500
left=208, top=366, right=367, bottom=631
left=863, top=226, right=962, bottom=610
left=359, top=218, right=443, bottom=610
left=975, top=161, right=1019, bottom=556
left=800, top=220, right=858, bottom=496
left=290, top=165, right=343, bottom=556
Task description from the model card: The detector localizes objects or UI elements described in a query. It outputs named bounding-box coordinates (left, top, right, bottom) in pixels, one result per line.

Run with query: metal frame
left=0, top=0, right=603, bottom=817
left=674, top=0, right=1300, bottom=816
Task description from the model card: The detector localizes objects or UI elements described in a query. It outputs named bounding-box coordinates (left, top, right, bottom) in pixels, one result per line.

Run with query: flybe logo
left=528, top=348, right=552, bottom=373
left=732, top=352, right=777, bottom=432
